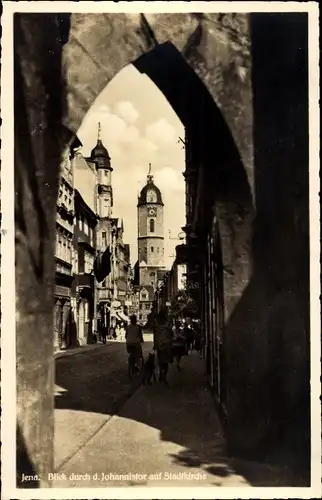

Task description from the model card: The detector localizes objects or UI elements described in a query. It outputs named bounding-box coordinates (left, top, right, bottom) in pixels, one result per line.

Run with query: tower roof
left=90, top=122, right=111, bottom=168
left=91, top=139, right=110, bottom=160
left=138, top=163, right=164, bottom=206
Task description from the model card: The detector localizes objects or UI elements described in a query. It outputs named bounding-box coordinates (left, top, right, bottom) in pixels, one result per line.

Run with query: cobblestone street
left=54, top=337, right=302, bottom=488
left=55, top=336, right=153, bottom=470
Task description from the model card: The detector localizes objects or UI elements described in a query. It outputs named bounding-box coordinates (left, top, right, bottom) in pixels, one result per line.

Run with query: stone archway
left=14, top=12, right=310, bottom=487
left=15, top=14, right=254, bottom=486
left=62, top=13, right=252, bottom=177
left=62, top=15, right=255, bottom=320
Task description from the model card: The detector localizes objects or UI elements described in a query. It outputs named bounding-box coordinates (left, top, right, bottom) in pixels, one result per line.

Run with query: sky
left=76, top=64, right=185, bottom=269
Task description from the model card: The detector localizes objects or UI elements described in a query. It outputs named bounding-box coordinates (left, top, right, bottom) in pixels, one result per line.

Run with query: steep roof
left=138, top=181, right=163, bottom=206
left=137, top=164, right=163, bottom=206
left=90, top=139, right=110, bottom=161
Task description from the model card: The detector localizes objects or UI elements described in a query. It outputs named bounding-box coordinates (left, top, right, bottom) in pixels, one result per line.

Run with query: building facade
left=87, top=125, right=131, bottom=331
left=89, top=126, right=114, bottom=331
left=137, top=165, right=165, bottom=325
left=109, top=217, right=131, bottom=325
left=72, top=190, right=98, bottom=345
left=54, top=144, right=76, bottom=350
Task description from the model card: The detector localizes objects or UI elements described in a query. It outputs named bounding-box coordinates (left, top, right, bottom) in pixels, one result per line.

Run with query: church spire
left=147, top=162, right=153, bottom=183
left=97, top=122, right=101, bottom=141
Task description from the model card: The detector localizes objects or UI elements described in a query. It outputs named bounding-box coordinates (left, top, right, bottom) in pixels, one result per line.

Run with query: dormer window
left=147, top=189, right=157, bottom=203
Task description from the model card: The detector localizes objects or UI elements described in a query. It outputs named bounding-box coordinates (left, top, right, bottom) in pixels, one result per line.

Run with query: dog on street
left=142, top=352, right=157, bottom=385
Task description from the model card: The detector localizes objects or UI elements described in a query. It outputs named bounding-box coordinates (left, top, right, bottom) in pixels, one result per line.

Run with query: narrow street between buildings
left=54, top=336, right=302, bottom=488
left=55, top=335, right=153, bottom=470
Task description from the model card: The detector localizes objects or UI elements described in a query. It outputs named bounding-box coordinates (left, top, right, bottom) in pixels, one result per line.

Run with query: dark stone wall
left=14, top=13, right=68, bottom=487
left=224, top=14, right=310, bottom=474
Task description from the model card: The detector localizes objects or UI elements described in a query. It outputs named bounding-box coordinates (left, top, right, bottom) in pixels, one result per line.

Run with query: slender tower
left=136, top=164, right=165, bottom=323
left=91, top=122, right=113, bottom=219
left=90, top=123, right=114, bottom=330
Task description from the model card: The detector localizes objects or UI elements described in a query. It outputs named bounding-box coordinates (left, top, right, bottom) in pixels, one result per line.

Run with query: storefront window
left=84, top=301, right=89, bottom=322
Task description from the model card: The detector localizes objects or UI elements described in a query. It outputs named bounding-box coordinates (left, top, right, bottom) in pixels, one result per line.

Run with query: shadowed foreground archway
left=14, top=12, right=310, bottom=487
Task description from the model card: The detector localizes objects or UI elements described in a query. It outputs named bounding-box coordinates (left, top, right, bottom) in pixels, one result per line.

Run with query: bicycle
left=128, top=348, right=144, bottom=380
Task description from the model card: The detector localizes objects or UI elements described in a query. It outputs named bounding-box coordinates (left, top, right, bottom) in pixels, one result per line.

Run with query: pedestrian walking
left=125, top=315, right=144, bottom=372
left=115, top=324, right=121, bottom=339
left=193, top=321, right=203, bottom=357
left=153, top=309, right=173, bottom=385
left=172, top=320, right=186, bottom=371
left=184, top=318, right=195, bottom=353
left=100, top=325, right=107, bottom=344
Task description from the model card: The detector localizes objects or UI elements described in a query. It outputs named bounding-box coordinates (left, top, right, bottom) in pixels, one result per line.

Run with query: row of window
left=60, top=156, right=73, bottom=183
left=56, top=261, right=72, bottom=275
left=76, top=214, right=94, bottom=245
left=58, top=181, right=73, bottom=209
left=55, top=232, right=72, bottom=264
left=72, top=248, right=78, bottom=275
left=143, top=246, right=163, bottom=254
left=84, top=251, right=94, bottom=274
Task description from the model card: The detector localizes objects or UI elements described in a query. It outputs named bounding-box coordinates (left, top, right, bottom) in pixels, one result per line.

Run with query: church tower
left=91, top=122, right=113, bottom=219
left=90, top=123, right=114, bottom=330
left=137, top=165, right=164, bottom=324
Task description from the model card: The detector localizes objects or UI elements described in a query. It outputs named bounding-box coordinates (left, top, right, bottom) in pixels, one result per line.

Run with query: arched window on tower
left=151, top=246, right=154, bottom=253
left=149, top=219, right=155, bottom=233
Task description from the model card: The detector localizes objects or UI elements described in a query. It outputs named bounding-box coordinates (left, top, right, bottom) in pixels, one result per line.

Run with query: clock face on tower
left=148, top=207, right=157, bottom=216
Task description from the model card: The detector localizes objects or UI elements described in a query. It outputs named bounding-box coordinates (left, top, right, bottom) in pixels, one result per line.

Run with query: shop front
left=54, top=284, right=72, bottom=350
left=76, top=274, right=95, bottom=345
left=200, top=215, right=226, bottom=410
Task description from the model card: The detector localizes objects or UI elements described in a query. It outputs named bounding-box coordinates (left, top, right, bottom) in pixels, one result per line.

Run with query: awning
left=94, top=247, right=111, bottom=282
left=116, top=311, right=130, bottom=323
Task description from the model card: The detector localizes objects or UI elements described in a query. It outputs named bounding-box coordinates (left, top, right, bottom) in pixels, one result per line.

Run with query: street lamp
left=168, top=229, right=185, bottom=241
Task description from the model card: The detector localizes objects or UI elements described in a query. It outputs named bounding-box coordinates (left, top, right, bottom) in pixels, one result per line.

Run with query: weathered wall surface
left=224, top=14, right=309, bottom=472
left=63, top=13, right=253, bottom=185
left=15, top=14, right=65, bottom=487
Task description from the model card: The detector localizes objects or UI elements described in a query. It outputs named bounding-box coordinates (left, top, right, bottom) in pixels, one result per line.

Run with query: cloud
left=78, top=105, right=141, bottom=156
left=135, top=137, right=158, bottom=155
left=155, top=166, right=185, bottom=193
left=96, top=104, right=110, bottom=114
left=76, top=83, right=185, bottom=268
left=122, top=125, right=140, bottom=144
left=115, top=101, right=139, bottom=124
left=145, top=118, right=177, bottom=145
